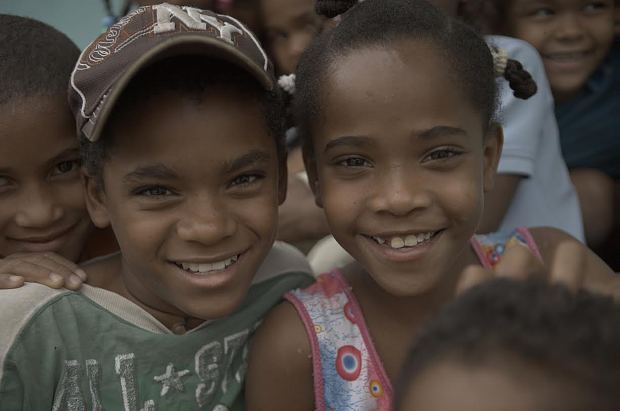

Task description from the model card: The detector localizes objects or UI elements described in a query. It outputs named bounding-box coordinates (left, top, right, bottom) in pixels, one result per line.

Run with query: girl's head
left=395, top=279, right=620, bottom=411
left=295, top=0, right=503, bottom=296
left=0, top=15, right=92, bottom=260
left=259, top=0, right=325, bottom=75
left=485, top=0, right=616, bottom=102
left=71, top=5, right=286, bottom=321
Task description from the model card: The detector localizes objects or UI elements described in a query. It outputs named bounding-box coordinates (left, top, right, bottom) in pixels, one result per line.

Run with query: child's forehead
left=0, top=95, right=77, bottom=162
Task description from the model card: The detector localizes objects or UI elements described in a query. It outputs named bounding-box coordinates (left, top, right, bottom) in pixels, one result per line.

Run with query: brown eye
left=51, top=160, right=80, bottom=176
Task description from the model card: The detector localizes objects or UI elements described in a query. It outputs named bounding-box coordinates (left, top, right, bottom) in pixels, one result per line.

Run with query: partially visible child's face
left=400, top=357, right=588, bottom=411
left=260, top=0, right=323, bottom=74
left=307, top=40, right=501, bottom=297
left=0, top=96, right=92, bottom=260
left=504, top=0, right=615, bottom=102
left=86, top=88, right=283, bottom=320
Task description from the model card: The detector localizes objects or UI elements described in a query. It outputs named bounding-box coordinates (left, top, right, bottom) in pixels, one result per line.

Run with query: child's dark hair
left=395, top=279, right=620, bottom=411
left=81, top=56, right=286, bottom=184
left=0, top=14, right=79, bottom=105
left=295, top=0, right=499, bottom=157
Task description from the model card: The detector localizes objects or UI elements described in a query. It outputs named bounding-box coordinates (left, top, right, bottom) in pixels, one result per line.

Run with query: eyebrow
left=416, top=126, right=468, bottom=140
left=324, top=136, right=375, bottom=153
left=47, top=147, right=80, bottom=165
left=224, top=150, right=272, bottom=174
left=123, top=164, right=178, bottom=183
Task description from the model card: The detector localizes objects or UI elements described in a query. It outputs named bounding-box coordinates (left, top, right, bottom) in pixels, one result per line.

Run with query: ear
left=82, top=169, right=111, bottom=229
left=482, top=123, right=503, bottom=193
left=302, top=146, right=323, bottom=208
left=277, top=156, right=288, bottom=205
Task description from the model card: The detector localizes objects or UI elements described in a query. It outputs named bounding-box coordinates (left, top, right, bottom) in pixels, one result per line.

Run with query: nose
left=287, top=32, right=311, bottom=70
left=14, top=185, right=64, bottom=228
left=367, top=167, right=432, bottom=216
left=555, top=13, right=586, bottom=41
left=176, top=195, right=237, bottom=245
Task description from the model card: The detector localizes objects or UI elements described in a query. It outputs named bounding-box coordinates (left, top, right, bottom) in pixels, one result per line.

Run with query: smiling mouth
left=368, top=230, right=440, bottom=250
left=543, top=51, right=592, bottom=63
left=173, top=255, right=239, bottom=275
left=9, top=222, right=79, bottom=244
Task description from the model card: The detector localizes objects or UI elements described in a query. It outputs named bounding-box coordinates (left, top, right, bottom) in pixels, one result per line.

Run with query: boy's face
left=0, top=96, right=92, bottom=260
left=505, top=0, right=615, bottom=102
left=260, top=0, right=323, bottom=74
left=307, top=40, right=501, bottom=297
left=400, top=357, right=590, bottom=411
left=86, top=88, right=283, bottom=321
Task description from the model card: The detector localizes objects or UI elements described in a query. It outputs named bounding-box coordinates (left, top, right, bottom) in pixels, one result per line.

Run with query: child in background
left=484, top=0, right=618, bottom=251
left=0, top=15, right=117, bottom=289
left=395, top=278, right=620, bottom=411
left=0, top=5, right=312, bottom=409
left=245, top=1, right=618, bottom=409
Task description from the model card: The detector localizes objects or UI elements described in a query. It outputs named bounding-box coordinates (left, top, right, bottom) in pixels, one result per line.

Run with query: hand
left=0, top=252, right=87, bottom=290
left=457, top=241, right=587, bottom=295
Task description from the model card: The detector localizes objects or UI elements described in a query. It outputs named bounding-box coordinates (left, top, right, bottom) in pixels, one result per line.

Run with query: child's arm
left=0, top=253, right=86, bottom=290
left=246, top=301, right=315, bottom=411
left=529, top=227, right=619, bottom=297
left=460, top=227, right=618, bottom=297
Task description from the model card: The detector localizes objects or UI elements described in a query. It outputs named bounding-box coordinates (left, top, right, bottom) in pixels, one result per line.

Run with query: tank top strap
left=470, top=227, right=543, bottom=269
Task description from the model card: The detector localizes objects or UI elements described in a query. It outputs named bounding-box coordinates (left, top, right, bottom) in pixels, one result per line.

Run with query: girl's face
left=0, top=96, right=93, bottom=260
left=306, top=40, right=502, bottom=297
left=260, top=0, right=323, bottom=75
left=504, top=0, right=615, bottom=102
left=85, top=88, right=283, bottom=321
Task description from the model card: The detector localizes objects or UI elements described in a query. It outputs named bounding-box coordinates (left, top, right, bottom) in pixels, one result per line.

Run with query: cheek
left=59, top=180, right=89, bottom=218
left=442, top=169, right=484, bottom=224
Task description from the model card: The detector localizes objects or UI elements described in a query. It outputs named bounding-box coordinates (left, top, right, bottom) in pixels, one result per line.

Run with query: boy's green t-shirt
left=0, top=242, right=314, bottom=410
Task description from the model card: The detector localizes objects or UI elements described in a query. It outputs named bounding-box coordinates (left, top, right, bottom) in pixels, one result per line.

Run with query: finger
left=494, top=243, right=546, bottom=280
left=40, top=253, right=87, bottom=281
left=29, top=256, right=85, bottom=290
left=0, top=274, right=25, bottom=289
left=456, top=265, right=494, bottom=296
left=0, top=260, right=66, bottom=288
left=549, top=241, right=586, bottom=292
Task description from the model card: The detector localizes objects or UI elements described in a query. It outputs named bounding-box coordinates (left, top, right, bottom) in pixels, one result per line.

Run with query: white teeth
left=390, top=237, right=405, bottom=249
left=404, top=235, right=418, bottom=247
left=178, top=255, right=238, bottom=274
left=373, top=232, right=436, bottom=249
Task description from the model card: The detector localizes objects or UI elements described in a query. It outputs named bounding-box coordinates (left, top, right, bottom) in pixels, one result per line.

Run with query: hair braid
left=315, top=0, right=358, bottom=18
left=504, top=59, right=537, bottom=99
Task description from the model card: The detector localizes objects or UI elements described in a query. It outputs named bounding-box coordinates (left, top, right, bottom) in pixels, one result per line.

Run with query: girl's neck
left=345, top=245, right=478, bottom=325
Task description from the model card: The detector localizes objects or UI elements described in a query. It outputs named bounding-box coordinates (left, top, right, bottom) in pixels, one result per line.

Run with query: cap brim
left=86, top=34, right=273, bottom=142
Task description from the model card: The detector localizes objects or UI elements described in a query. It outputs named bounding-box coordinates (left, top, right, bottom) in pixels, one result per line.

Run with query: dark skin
left=246, top=39, right=617, bottom=411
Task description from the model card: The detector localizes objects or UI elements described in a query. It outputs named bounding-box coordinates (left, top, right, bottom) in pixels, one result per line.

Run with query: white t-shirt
left=489, top=35, right=584, bottom=241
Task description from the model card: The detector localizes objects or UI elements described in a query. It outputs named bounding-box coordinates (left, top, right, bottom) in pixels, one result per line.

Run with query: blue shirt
left=556, top=39, right=620, bottom=178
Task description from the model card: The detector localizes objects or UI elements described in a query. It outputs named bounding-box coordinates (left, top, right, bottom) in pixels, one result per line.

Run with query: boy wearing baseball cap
left=0, top=4, right=312, bottom=410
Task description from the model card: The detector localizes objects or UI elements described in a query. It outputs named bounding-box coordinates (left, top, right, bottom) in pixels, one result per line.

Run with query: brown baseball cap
left=69, top=3, right=274, bottom=142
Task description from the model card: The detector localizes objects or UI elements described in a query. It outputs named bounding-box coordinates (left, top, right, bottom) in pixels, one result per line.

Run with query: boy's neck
left=84, top=254, right=205, bottom=334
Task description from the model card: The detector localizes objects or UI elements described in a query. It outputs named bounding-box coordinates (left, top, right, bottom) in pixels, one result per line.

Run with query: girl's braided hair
left=314, top=0, right=537, bottom=99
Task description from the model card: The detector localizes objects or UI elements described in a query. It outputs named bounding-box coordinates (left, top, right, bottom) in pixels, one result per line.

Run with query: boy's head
left=70, top=4, right=286, bottom=320
left=259, top=0, right=325, bottom=74
left=493, top=0, right=615, bottom=102
left=0, top=15, right=92, bottom=261
left=396, top=279, right=620, bottom=411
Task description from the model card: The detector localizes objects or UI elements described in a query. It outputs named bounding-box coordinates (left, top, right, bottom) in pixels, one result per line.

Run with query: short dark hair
left=0, top=14, right=79, bottom=105
left=80, top=56, right=286, bottom=183
left=294, top=0, right=498, bottom=157
left=395, top=279, right=620, bottom=410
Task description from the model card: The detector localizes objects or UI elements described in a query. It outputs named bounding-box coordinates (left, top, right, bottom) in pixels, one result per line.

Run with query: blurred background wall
left=0, top=0, right=127, bottom=49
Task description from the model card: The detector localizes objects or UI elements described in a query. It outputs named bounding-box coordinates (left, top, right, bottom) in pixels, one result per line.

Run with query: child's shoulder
left=486, top=35, right=541, bottom=63
left=246, top=299, right=314, bottom=410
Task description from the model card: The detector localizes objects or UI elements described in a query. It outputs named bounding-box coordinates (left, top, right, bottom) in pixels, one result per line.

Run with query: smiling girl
left=245, top=1, right=618, bottom=409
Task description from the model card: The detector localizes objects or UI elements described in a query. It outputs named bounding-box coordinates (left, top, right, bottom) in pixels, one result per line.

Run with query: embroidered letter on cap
left=153, top=4, right=243, bottom=45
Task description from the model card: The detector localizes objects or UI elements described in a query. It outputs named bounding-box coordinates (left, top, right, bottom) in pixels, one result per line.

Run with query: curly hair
left=395, top=278, right=620, bottom=410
